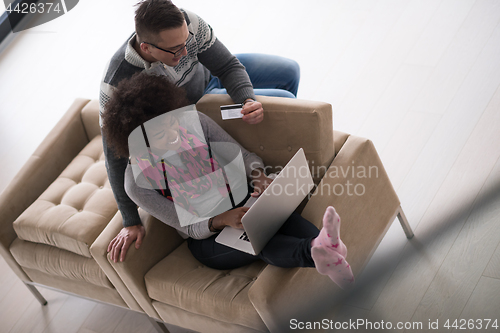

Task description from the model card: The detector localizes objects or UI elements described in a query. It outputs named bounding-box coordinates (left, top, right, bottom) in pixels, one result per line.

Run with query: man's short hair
left=135, top=0, right=185, bottom=44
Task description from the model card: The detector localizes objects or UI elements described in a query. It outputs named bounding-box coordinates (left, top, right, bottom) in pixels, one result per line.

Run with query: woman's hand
left=250, top=168, right=273, bottom=197
left=211, top=207, right=249, bottom=230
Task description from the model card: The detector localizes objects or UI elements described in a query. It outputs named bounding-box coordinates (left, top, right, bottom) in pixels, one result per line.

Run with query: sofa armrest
left=249, top=265, right=341, bottom=333
left=301, top=135, right=401, bottom=262
left=90, top=210, right=144, bottom=313
left=0, top=98, right=91, bottom=281
left=249, top=135, right=401, bottom=332
left=91, top=208, right=184, bottom=319
left=81, top=100, right=102, bottom=141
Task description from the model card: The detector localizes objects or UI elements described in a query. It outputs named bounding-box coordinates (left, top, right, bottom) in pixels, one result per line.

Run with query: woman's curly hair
left=102, top=72, right=190, bottom=158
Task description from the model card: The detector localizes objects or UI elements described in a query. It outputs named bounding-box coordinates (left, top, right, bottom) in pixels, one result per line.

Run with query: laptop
left=215, top=148, right=314, bottom=255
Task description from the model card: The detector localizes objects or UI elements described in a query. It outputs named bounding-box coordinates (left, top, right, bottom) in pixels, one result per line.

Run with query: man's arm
left=102, top=132, right=149, bottom=262
left=183, top=9, right=254, bottom=104
left=197, top=40, right=264, bottom=124
left=186, top=10, right=264, bottom=124
left=100, top=78, right=143, bottom=228
left=100, top=83, right=145, bottom=261
left=101, top=134, right=142, bottom=227
left=102, top=131, right=148, bottom=262
left=197, top=38, right=255, bottom=103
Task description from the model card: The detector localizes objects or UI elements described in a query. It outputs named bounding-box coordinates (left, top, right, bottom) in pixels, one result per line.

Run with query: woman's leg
left=187, top=213, right=317, bottom=270
left=187, top=231, right=315, bottom=270
left=278, top=212, right=320, bottom=238
left=255, top=208, right=355, bottom=290
left=257, top=212, right=319, bottom=268
left=258, top=233, right=316, bottom=268
left=187, top=235, right=261, bottom=270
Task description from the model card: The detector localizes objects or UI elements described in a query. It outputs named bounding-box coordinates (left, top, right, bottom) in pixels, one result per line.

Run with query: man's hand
left=241, top=99, right=264, bottom=124
left=107, top=224, right=145, bottom=263
left=250, top=168, right=273, bottom=197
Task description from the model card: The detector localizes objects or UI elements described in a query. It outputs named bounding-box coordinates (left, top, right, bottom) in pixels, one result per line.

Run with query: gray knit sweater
left=99, top=8, right=256, bottom=227
left=124, top=112, right=264, bottom=239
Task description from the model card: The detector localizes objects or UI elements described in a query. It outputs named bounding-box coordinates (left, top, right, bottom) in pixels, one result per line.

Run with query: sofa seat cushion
left=145, top=242, right=268, bottom=332
left=10, top=237, right=114, bottom=289
left=12, top=136, right=117, bottom=258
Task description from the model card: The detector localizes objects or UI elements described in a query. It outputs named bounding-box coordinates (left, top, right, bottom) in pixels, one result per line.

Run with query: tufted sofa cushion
left=10, top=237, right=113, bottom=288
left=12, top=136, right=117, bottom=258
left=145, top=242, right=268, bottom=332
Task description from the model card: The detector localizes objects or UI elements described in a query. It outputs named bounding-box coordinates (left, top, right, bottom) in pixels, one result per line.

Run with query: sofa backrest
left=81, top=94, right=335, bottom=183
left=81, top=100, right=102, bottom=141
left=196, top=95, right=334, bottom=183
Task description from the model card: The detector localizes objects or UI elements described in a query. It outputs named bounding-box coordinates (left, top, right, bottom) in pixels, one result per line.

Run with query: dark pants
left=187, top=212, right=319, bottom=270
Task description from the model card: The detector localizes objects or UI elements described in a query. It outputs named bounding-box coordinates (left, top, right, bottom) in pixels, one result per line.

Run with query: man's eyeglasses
left=143, top=32, right=194, bottom=57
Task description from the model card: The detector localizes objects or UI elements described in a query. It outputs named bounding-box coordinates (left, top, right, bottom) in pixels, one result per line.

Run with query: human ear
left=140, top=42, right=152, bottom=54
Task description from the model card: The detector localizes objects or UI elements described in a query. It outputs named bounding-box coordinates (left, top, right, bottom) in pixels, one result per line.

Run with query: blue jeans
left=204, top=53, right=300, bottom=98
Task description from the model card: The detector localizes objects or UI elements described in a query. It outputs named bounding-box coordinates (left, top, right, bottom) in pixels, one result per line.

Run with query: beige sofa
left=0, top=95, right=413, bottom=333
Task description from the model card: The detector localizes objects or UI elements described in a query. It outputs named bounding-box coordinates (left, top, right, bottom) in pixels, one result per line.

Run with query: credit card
left=221, top=104, right=243, bottom=120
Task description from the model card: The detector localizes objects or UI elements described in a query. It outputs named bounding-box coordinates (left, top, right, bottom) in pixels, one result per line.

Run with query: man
left=100, top=0, right=300, bottom=262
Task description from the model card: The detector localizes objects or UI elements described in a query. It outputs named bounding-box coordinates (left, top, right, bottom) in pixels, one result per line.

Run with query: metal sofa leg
left=397, top=206, right=414, bottom=239
left=146, top=316, right=170, bottom=333
left=24, top=283, right=48, bottom=306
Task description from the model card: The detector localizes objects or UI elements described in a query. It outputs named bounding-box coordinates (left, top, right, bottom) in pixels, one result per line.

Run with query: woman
left=102, top=72, right=354, bottom=289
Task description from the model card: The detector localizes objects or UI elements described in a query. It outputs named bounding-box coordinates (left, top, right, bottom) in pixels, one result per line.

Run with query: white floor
left=1, top=0, right=499, bottom=332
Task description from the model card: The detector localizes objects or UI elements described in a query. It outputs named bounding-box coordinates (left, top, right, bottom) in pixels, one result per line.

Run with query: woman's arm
left=198, top=112, right=272, bottom=193
left=124, top=164, right=216, bottom=240
left=198, top=112, right=265, bottom=176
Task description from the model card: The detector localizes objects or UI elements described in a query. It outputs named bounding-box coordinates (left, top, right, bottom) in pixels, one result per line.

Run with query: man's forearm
left=102, top=134, right=142, bottom=227
left=198, top=38, right=255, bottom=103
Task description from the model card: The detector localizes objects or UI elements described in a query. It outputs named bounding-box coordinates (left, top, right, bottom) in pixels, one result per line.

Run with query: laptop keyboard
left=239, top=232, right=250, bottom=242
